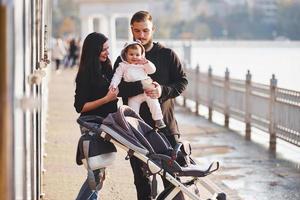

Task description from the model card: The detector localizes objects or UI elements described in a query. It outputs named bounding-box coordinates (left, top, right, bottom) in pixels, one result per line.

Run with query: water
left=163, top=40, right=300, bottom=91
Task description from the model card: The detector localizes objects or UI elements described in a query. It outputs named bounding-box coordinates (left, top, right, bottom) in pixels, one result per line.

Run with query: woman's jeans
left=76, top=178, right=98, bottom=200
left=76, top=126, right=100, bottom=200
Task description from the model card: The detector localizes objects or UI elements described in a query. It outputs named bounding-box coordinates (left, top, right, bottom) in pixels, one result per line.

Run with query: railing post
left=183, top=41, right=192, bottom=66
left=182, top=62, right=187, bottom=107
left=224, top=68, right=230, bottom=128
left=195, top=64, right=200, bottom=115
left=208, top=66, right=213, bottom=121
left=245, top=70, right=252, bottom=140
left=269, top=74, right=277, bottom=152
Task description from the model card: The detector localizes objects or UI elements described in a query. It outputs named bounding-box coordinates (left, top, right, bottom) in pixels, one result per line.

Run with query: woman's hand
left=105, top=87, right=119, bottom=101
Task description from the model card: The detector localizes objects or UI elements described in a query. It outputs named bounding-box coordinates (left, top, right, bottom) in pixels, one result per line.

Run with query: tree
left=277, top=2, right=300, bottom=40
left=52, top=0, right=80, bottom=37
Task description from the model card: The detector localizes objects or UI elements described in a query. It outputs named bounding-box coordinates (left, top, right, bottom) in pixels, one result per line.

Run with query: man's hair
left=130, top=11, right=152, bottom=25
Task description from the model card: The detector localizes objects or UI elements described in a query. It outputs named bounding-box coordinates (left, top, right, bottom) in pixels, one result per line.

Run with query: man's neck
left=144, top=42, right=154, bottom=52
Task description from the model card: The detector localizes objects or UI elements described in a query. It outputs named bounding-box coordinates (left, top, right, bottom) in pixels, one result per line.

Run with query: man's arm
left=159, top=50, right=188, bottom=103
left=113, top=56, right=144, bottom=98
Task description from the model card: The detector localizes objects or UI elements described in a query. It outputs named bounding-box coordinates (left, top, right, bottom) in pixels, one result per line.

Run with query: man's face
left=131, top=20, right=154, bottom=50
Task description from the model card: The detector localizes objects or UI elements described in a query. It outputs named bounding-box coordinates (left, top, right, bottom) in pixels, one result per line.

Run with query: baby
left=110, top=41, right=166, bottom=129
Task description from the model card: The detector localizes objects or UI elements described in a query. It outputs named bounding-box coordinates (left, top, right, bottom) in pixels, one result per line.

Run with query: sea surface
left=161, top=40, right=300, bottom=91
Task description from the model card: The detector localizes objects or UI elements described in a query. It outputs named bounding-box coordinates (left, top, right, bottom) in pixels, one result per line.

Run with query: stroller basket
left=77, top=105, right=226, bottom=200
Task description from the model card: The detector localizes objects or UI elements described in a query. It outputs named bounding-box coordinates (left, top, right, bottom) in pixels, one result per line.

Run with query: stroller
left=77, top=105, right=226, bottom=200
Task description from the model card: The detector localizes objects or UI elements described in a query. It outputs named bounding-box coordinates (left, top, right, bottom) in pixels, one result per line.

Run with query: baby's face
left=126, top=47, right=143, bottom=64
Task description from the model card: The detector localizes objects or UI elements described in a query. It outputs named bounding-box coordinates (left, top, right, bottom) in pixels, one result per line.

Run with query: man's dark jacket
left=113, top=42, right=188, bottom=136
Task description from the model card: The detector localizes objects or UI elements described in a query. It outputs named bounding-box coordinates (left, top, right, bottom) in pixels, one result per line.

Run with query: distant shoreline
left=161, top=40, right=300, bottom=48
left=117, top=39, right=300, bottom=48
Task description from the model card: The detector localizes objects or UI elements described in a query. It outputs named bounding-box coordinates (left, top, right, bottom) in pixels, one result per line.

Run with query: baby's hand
left=111, top=87, right=119, bottom=94
left=106, top=87, right=118, bottom=101
left=137, top=58, right=148, bottom=65
left=109, top=85, right=116, bottom=91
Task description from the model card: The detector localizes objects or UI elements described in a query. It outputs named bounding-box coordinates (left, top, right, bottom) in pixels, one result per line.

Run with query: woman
left=74, top=32, right=118, bottom=200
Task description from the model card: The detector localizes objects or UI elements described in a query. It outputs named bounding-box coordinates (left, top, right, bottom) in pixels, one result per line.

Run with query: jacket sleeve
left=74, top=73, right=90, bottom=113
left=143, top=60, right=156, bottom=75
left=110, top=63, right=125, bottom=88
left=159, top=50, right=188, bottom=103
left=113, top=56, right=144, bottom=98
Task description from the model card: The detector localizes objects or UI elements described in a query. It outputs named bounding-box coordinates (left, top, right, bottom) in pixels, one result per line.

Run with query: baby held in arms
left=110, top=41, right=166, bottom=129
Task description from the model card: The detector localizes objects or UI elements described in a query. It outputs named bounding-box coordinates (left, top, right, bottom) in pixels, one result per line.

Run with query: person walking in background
left=66, top=38, right=79, bottom=68
left=110, top=41, right=166, bottom=129
left=76, top=37, right=82, bottom=66
left=74, top=32, right=119, bottom=200
left=113, top=10, right=188, bottom=200
left=52, top=38, right=66, bottom=72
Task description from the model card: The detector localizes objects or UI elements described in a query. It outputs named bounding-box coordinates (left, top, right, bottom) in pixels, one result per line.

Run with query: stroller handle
left=77, top=115, right=104, bottom=128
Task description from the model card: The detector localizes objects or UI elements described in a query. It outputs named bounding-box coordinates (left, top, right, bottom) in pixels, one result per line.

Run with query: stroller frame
left=77, top=106, right=226, bottom=200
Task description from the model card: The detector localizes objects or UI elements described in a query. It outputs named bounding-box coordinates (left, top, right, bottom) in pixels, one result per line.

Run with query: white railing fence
left=180, top=65, right=300, bottom=152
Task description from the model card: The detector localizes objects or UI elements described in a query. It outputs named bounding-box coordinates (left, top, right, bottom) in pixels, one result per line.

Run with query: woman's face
left=99, top=40, right=109, bottom=62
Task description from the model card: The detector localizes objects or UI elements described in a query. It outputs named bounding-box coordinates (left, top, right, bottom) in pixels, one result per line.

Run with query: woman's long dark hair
left=75, top=32, right=112, bottom=84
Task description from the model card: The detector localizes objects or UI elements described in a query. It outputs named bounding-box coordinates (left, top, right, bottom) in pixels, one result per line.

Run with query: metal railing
left=181, top=65, right=300, bottom=152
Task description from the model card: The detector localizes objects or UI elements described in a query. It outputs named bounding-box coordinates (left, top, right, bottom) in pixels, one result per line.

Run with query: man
left=113, top=11, right=188, bottom=200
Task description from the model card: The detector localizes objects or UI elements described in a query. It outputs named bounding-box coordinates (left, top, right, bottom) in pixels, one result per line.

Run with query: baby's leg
left=145, top=96, right=163, bottom=120
left=146, top=96, right=166, bottom=128
left=128, top=94, right=146, bottom=114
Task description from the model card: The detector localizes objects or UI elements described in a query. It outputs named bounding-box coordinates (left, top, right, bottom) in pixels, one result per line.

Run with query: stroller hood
left=102, top=105, right=173, bottom=156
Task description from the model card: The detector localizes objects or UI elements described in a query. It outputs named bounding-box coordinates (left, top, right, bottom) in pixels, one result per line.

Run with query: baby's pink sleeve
left=111, top=63, right=125, bottom=88
left=143, top=60, right=156, bottom=74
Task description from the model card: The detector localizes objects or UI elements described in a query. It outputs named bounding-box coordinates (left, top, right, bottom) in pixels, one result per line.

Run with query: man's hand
left=144, top=81, right=161, bottom=99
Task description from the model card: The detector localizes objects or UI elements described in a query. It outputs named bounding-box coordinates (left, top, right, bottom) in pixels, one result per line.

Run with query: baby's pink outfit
left=110, top=61, right=163, bottom=121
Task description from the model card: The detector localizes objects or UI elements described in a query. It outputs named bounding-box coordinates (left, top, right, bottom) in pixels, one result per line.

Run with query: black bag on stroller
left=76, top=116, right=117, bottom=191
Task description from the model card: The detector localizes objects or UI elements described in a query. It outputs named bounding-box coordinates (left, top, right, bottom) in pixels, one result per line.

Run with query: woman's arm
left=81, top=88, right=118, bottom=113
left=74, top=73, right=118, bottom=113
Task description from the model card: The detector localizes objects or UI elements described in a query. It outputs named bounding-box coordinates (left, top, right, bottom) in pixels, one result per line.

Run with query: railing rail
left=181, top=66, right=300, bottom=151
